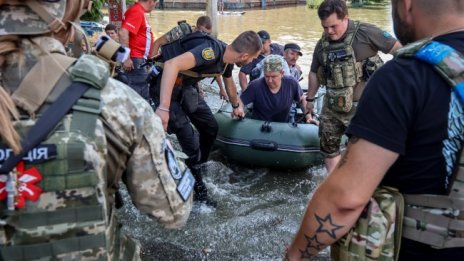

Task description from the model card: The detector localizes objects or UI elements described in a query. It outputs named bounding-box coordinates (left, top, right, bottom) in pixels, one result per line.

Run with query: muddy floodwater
left=119, top=4, right=395, bottom=261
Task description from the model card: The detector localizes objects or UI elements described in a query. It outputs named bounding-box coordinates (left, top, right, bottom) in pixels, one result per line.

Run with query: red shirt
left=121, top=2, right=154, bottom=58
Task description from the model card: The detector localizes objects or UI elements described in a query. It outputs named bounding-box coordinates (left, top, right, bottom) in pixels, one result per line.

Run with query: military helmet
left=0, top=0, right=86, bottom=36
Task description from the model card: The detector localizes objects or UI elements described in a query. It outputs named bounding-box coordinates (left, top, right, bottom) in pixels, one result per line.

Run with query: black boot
left=191, top=166, right=217, bottom=207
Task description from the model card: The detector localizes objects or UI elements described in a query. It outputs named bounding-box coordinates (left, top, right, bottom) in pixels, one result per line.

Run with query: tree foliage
left=81, top=0, right=137, bottom=22
left=81, top=0, right=105, bottom=21
left=307, top=0, right=324, bottom=9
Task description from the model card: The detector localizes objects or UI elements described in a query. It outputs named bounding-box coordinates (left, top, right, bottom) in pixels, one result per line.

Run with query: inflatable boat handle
left=250, top=139, right=278, bottom=151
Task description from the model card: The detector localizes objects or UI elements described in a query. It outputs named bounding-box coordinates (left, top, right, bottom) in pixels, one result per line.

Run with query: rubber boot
left=191, top=166, right=217, bottom=207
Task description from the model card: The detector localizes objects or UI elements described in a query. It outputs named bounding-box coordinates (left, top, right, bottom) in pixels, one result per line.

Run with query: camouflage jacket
left=1, top=37, right=193, bottom=229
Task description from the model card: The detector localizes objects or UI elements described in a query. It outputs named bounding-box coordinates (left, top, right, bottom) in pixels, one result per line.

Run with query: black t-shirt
left=164, top=32, right=233, bottom=86
left=346, top=32, right=464, bottom=260
left=187, top=38, right=232, bottom=76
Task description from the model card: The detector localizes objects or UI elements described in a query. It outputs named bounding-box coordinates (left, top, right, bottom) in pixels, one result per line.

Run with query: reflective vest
left=318, top=20, right=383, bottom=113
left=0, top=54, right=139, bottom=260
left=397, top=39, right=464, bottom=249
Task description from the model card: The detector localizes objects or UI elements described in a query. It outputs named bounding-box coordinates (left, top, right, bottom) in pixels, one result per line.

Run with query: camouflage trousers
left=319, top=101, right=357, bottom=157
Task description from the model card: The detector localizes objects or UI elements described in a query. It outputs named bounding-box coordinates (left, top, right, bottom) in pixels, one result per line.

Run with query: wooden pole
left=206, top=0, right=219, bottom=37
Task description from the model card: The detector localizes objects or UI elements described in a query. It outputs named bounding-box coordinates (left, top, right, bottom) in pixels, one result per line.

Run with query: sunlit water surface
left=119, top=4, right=394, bottom=260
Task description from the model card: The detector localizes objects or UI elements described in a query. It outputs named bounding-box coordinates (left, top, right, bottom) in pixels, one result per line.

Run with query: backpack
left=0, top=54, right=140, bottom=260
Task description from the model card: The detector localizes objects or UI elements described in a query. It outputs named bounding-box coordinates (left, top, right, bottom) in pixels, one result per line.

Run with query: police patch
left=202, top=48, right=215, bottom=60
left=383, top=31, right=392, bottom=38
left=164, top=140, right=182, bottom=180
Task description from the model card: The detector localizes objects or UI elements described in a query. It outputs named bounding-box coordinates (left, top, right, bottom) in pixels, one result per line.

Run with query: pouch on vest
left=331, top=186, right=404, bottom=261
left=363, top=55, right=384, bottom=82
left=326, top=87, right=354, bottom=113
left=180, top=86, right=199, bottom=113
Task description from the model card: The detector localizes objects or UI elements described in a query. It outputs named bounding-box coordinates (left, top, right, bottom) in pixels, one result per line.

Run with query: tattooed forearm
left=337, top=136, right=360, bottom=169
left=299, top=213, right=344, bottom=260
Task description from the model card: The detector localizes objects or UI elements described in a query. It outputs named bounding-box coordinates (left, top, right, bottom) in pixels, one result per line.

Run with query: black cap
left=284, top=43, right=303, bottom=56
left=257, top=30, right=270, bottom=42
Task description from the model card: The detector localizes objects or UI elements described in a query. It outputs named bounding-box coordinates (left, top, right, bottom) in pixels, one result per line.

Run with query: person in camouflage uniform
left=0, top=1, right=192, bottom=260
left=305, top=0, right=401, bottom=173
left=285, top=0, right=464, bottom=260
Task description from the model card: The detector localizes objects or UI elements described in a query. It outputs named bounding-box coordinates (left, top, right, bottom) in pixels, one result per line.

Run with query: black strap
left=0, top=82, right=91, bottom=174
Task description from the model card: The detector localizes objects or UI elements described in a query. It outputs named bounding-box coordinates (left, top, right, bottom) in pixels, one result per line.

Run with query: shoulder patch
left=383, top=31, right=392, bottom=38
left=164, top=140, right=182, bottom=180
left=202, top=47, right=215, bottom=60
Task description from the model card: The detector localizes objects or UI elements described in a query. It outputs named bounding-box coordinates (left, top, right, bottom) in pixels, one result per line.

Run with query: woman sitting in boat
left=240, top=55, right=314, bottom=123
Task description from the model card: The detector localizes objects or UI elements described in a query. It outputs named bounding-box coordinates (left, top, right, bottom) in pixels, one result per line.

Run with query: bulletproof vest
left=396, top=39, right=464, bottom=248
left=0, top=55, right=138, bottom=260
left=160, top=31, right=227, bottom=85
left=319, top=20, right=363, bottom=89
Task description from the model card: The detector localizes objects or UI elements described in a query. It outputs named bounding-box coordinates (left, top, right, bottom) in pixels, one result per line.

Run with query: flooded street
left=119, top=4, right=395, bottom=260
left=148, top=4, right=394, bottom=88
left=120, top=163, right=328, bottom=260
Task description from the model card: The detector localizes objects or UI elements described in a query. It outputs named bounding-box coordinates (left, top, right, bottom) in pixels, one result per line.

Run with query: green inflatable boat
left=214, top=103, right=324, bottom=169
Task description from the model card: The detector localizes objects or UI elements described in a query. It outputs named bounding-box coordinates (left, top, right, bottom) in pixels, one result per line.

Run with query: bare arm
left=306, top=71, right=320, bottom=99
left=216, top=76, right=228, bottom=100
left=119, top=27, right=130, bottom=47
left=238, top=71, right=248, bottom=91
left=118, top=28, right=133, bottom=71
left=285, top=137, right=398, bottom=260
left=305, top=71, right=321, bottom=124
left=223, top=76, right=244, bottom=118
left=299, top=95, right=317, bottom=124
left=156, top=52, right=196, bottom=130
left=151, top=34, right=169, bottom=57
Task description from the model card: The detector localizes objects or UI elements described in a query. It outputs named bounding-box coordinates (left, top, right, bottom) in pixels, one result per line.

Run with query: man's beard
left=393, top=7, right=416, bottom=45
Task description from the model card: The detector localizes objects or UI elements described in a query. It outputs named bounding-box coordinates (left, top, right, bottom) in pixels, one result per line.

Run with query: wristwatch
left=232, top=103, right=240, bottom=109
left=306, top=96, right=315, bottom=102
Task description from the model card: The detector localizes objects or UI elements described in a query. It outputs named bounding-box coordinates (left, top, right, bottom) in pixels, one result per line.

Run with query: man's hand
left=305, top=101, right=319, bottom=125
left=306, top=100, right=315, bottom=115
left=231, top=106, right=245, bottom=119
left=155, top=108, right=170, bottom=131
left=123, top=58, right=134, bottom=72
left=305, top=113, right=319, bottom=125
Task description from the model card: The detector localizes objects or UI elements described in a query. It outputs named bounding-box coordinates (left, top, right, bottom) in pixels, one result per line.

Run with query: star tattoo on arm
left=298, top=213, right=344, bottom=260
left=315, top=213, right=344, bottom=238
left=299, top=234, right=327, bottom=260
